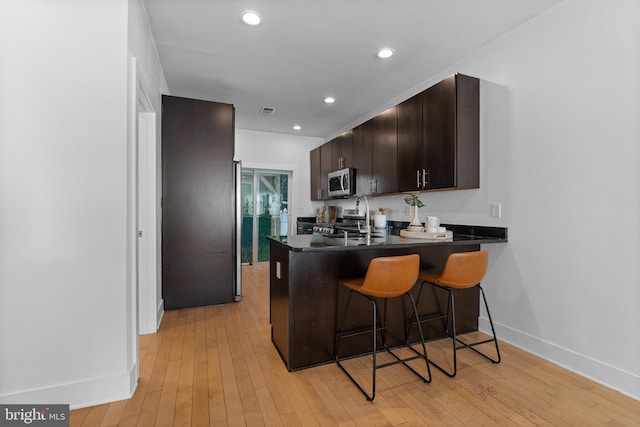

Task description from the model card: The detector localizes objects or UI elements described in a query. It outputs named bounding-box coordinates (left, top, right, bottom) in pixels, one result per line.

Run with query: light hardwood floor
left=70, top=264, right=639, bottom=426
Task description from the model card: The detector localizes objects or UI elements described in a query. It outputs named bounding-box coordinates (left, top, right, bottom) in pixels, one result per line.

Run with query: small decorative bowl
left=407, top=225, right=424, bottom=232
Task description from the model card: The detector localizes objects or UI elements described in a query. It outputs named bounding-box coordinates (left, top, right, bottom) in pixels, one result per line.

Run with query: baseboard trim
left=479, top=317, right=640, bottom=400
left=0, top=367, right=136, bottom=410
left=156, top=299, right=164, bottom=330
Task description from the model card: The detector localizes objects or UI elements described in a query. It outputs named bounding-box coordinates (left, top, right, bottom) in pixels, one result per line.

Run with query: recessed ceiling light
left=376, top=48, right=395, bottom=59
left=324, top=97, right=336, bottom=104
left=241, top=10, right=262, bottom=26
left=293, top=125, right=302, bottom=130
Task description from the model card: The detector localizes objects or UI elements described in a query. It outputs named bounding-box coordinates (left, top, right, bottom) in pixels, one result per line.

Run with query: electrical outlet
left=490, top=203, right=502, bottom=218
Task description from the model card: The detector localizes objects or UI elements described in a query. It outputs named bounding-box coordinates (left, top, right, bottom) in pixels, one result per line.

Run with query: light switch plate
left=490, top=203, right=502, bottom=218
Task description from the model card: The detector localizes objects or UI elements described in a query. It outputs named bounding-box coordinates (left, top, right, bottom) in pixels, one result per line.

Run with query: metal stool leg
left=336, top=291, right=432, bottom=400
left=426, top=287, right=458, bottom=377
left=456, top=285, right=501, bottom=364
left=401, top=292, right=432, bottom=383
left=335, top=289, right=354, bottom=362
left=430, top=284, right=501, bottom=377
left=336, top=291, right=379, bottom=401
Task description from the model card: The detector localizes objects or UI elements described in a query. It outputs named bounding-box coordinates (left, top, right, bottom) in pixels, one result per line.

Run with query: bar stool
left=409, top=249, right=500, bottom=377
left=335, top=254, right=431, bottom=401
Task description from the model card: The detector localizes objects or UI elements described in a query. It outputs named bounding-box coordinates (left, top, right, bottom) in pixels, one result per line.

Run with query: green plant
left=404, top=194, right=424, bottom=208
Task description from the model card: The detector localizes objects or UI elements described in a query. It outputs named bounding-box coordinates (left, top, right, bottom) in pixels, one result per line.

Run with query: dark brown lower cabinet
left=161, top=95, right=236, bottom=310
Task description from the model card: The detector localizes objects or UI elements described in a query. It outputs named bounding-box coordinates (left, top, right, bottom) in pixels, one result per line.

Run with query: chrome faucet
left=355, top=194, right=371, bottom=243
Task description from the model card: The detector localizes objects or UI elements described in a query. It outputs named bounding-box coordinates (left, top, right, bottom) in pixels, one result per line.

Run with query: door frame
left=136, top=72, right=161, bottom=334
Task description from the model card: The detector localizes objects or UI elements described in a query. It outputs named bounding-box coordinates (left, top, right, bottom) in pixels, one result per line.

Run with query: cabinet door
left=423, top=74, right=479, bottom=190
left=162, top=95, right=235, bottom=309
left=320, top=142, right=332, bottom=200
left=423, top=75, right=456, bottom=189
left=310, top=147, right=322, bottom=201
left=454, top=74, right=480, bottom=189
left=397, top=93, right=423, bottom=192
left=372, top=106, right=398, bottom=194
left=352, top=121, right=373, bottom=195
left=330, top=130, right=354, bottom=170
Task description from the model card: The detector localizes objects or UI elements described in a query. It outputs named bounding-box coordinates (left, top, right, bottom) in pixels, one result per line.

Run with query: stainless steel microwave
left=328, top=167, right=355, bottom=197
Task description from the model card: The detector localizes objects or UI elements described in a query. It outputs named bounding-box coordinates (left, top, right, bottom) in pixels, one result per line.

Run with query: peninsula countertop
left=267, top=223, right=507, bottom=371
left=267, top=224, right=507, bottom=252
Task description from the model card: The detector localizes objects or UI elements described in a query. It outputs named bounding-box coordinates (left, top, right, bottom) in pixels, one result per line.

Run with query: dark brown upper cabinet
left=310, top=146, right=322, bottom=201
left=422, top=73, right=479, bottom=190
left=371, top=106, right=398, bottom=195
left=310, top=142, right=333, bottom=201
left=311, top=131, right=354, bottom=200
left=397, top=92, right=424, bottom=192
left=330, top=130, right=353, bottom=170
left=313, top=73, right=479, bottom=198
left=319, top=143, right=332, bottom=199
left=352, top=109, right=398, bottom=197
left=398, top=74, right=479, bottom=191
left=352, top=120, right=373, bottom=195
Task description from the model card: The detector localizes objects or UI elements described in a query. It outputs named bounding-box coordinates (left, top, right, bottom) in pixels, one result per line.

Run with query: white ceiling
left=143, top=0, right=563, bottom=139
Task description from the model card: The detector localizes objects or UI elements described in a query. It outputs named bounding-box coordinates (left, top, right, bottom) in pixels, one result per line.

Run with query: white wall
left=0, top=0, right=135, bottom=407
left=235, top=129, right=325, bottom=230
left=325, top=0, right=640, bottom=399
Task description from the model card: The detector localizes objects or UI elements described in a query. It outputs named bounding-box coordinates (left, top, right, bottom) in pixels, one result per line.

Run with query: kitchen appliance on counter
left=312, top=208, right=369, bottom=236
left=328, top=167, right=356, bottom=197
left=296, top=217, right=316, bottom=235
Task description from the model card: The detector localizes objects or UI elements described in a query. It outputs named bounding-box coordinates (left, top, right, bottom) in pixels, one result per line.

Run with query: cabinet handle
left=423, top=169, right=429, bottom=188
left=317, top=188, right=322, bottom=199
left=416, top=170, right=421, bottom=189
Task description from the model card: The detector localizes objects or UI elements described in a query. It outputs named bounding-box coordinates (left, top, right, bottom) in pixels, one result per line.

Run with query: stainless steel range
left=312, top=209, right=367, bottom=236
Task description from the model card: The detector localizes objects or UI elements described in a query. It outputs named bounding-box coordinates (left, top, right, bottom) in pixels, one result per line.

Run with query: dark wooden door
left=397, top=93, right=423, bottom=192
left=352, top=120, right=373, bottom=195
left=372, top=106, right=398, bottom=194
left=162, top=95, right=235, bottom=309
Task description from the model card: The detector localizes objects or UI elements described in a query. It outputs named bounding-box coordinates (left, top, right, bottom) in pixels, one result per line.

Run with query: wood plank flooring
left=70, top=264, right=640, bottom=426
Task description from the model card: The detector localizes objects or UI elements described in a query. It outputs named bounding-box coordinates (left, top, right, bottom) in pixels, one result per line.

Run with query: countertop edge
left=268, top=224, right=508, bottom=253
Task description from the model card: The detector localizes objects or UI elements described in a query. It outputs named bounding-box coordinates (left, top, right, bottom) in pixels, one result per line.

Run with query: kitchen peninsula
left=267, top=225, right=507, bottom=371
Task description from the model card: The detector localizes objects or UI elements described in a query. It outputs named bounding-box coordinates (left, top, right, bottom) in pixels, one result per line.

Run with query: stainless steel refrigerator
left=233, top=160, right=242, bottom=301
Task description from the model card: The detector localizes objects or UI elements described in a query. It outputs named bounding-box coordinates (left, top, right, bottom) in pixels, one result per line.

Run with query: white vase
left=409, top=205, right=422, bottom=226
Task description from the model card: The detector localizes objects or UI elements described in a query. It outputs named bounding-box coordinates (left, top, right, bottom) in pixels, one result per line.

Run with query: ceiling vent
left=260, top=106, right=276, bottom=115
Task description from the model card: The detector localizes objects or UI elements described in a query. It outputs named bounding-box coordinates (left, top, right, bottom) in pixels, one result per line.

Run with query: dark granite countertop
left=267, top=224, right=507, bottom=252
